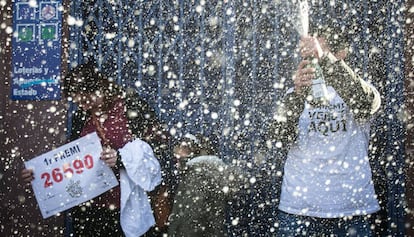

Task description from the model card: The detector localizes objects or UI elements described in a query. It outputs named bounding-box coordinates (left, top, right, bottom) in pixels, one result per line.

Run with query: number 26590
left=41, top=155, right=94, bottom=188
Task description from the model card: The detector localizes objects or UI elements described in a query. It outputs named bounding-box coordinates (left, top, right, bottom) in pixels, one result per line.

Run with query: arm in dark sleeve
left=266, top=91, right=306, bottom=149
left=320, top=53, right=381, bottom=120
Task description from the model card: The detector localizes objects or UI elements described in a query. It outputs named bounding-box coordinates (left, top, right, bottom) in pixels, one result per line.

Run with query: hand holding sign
left=100, top=146, right=118, bottom=168
left=25, top=132, right=119, bottom=218
left=21, top=168, right=35, bottom=183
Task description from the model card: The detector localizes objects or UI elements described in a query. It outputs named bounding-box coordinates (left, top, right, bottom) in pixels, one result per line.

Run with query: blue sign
left=12, top=1, right=62, bottom=100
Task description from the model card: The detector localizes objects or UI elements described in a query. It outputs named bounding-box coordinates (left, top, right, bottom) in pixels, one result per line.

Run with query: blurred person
left=21, top=62, right=167, bottom=237
left=267, top=22, right=381, bottom=236
left=167, top=133, right=246, bottom=237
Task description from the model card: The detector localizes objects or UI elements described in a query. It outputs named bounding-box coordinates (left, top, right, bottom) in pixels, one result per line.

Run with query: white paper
left=25, top=132, right=119, bottom=218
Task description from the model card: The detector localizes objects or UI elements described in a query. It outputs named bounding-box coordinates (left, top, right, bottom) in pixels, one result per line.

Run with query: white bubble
left=105, top=32, right=116, bottom=39
left=67, top=16, right=76, bottom=25
left=29, top=0, right=37, bottom=7
left=231, top=218, right=239, bottom=226
left=148, top=65, right=156, bottom=76
left=226, top=8, right=233, bottom=16
left=343, top=162, right=349, bottom=169
left=179, top=100, right=188, bottom=110
left=6, top=26, right=13, bottom=34
left=127, top=39, right=135, bottom=48
left=65, top=172, right=73, bottom=179
left=195, top=5, right=203, bottom=13
left=276, top=142, right=283, bottom=148
left=75, top=19, right=84, bottom=27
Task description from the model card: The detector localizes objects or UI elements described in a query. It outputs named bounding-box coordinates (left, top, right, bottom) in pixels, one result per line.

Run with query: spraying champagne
left=295, top=0, right=329, bottom=104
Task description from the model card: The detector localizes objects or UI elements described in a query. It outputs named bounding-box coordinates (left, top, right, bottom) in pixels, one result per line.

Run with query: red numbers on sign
left=41, top=155, right=94, bottom=188
left=84, top=155, right=93, bottom=169
left=73, top=159, right=84, bottom=174
left=41, top=173, right=53, bottom=188
left=52, top=168, right=64, bottom=182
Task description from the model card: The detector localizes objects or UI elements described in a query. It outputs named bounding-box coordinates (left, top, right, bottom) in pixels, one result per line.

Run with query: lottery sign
left=12, top=0, right=62, bottom=100
left=25, top=132, right=119, bottom=218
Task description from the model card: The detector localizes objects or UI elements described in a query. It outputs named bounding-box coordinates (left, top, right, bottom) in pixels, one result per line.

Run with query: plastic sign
left=25, top=132, right=119, bottom=218
left=12, top=0, right=62, bottom=100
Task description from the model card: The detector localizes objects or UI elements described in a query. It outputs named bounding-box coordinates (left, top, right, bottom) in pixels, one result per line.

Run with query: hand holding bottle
left=299, top=36, right=325, bottom=60
left=298, top=36, right=329, bottom=103
left=293, top=59, right=314, bottom=95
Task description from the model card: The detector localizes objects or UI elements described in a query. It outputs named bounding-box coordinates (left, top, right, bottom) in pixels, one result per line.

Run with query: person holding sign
left=21, top=62, right=167, bottom=237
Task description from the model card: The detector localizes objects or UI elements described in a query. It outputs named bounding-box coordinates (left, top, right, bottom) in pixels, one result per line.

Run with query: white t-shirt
left=278, top=86, right=380, bottom=218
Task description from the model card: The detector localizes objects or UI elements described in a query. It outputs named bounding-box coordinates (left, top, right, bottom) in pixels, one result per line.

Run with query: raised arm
left=299, top=35, right=381, bottom=120
left=320, top=53, right=381, bottom=120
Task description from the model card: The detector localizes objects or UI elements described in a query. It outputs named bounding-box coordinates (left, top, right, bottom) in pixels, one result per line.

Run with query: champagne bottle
left=309, top=58, right=329, bottom=104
